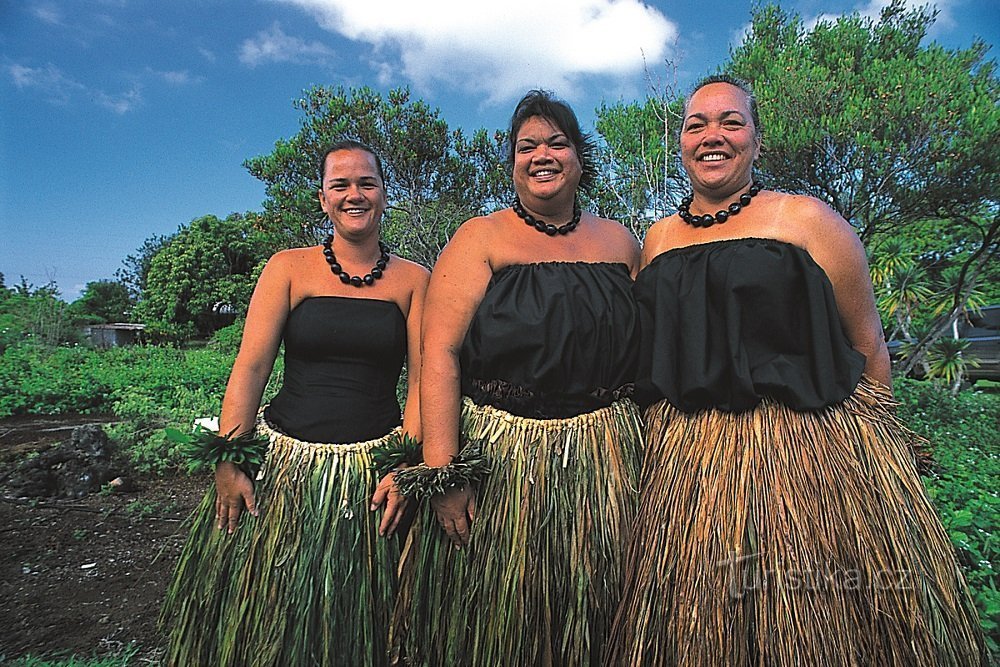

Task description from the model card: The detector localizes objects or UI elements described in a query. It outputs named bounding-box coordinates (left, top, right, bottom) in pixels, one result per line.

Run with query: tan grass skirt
left=392, top=397, right=643, bottom=667
left=160, top=419, right=402, bottom=667
left=603, top=377, right=984, bottom=666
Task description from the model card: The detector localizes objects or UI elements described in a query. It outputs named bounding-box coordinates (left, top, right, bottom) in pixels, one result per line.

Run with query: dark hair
left=318, top=140, right=387, bottom=187
left=684, top=74, right=761, bottom=139
left=508, top=90, right=597, bottom=194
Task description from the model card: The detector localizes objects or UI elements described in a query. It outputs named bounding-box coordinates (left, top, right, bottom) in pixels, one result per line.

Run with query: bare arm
left=801, top=200, right=892, bottom=390
left=372, top=262, right=430, bottom=537
left=420, top=219, right=494, bottom=546
left=215, top=254, right=291, bottom=533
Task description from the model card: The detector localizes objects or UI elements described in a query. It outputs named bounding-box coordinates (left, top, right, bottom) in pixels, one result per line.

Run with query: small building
left=83, top=323, right=146, bottom=348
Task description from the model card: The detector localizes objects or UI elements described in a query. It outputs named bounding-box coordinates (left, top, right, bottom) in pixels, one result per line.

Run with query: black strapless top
left=460, top=262, right=639, bottom=418
left=265, top=297, right=405, bottom=442
left=633, top=238, right=865, bottom=413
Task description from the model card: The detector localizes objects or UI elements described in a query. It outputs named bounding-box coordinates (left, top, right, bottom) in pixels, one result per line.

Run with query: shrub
left=896, top=378, right=1000, bottom=655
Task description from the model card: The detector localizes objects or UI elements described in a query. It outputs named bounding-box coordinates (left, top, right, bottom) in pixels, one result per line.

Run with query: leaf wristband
left=393, top=446, right=491, bottom=500
left=165, top=425, right=269, bottom=476
left=370, top=432, right=424, bottom=477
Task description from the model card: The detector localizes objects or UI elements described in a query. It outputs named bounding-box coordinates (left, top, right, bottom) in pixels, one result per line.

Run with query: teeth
left=534, top=170, right=556, bottom=176
left=700, top=154, right=727, bottom=162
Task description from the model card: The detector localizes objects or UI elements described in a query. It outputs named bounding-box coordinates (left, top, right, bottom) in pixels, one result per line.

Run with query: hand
left=370, top=471, right=409, bottom=537
left=214, top=461, right=258, bottom=534
left=430, top=484, right=477, bottom=548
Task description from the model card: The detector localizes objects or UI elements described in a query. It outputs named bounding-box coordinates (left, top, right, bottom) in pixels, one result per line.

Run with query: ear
left=753, top=133, right=762, bottom=161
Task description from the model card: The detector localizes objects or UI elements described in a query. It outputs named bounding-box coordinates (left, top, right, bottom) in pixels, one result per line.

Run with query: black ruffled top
left=460, top=262, right=639, bottom=418
left=634, top=238, right=865, bottom=413
left=265, top=297, right=405, bottom=442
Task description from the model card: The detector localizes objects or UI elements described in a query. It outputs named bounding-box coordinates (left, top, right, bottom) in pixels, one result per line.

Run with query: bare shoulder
left=640, top=215, right=678, bottom=266
left=779, top=194, right=862, bottom=255
left=390, top=255, right=431, bottom=286
left=592, top=215, right=640, bottom=259
left=438, top=213, right=498, bottom=263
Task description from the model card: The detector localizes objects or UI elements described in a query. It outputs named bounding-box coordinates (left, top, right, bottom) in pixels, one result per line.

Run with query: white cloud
left=7, top=63, right=85, bottom=103
left=810, top=0, right=955, bottom=33
left=146, top=68, right=201, bottom=85
left=239, top=22, right=338, bottom=67
left=6, top=62, right=144, bottom=113
left=274, top=0, right=677, bottom=102
left=30, top=3, right=64, bottom=25
left=94, top=85, right=142, bottom=114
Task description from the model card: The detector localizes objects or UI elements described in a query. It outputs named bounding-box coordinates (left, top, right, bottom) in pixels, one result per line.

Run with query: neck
left=331, top=231, right=381, bottom=263
left=690, top=180, right=754, bottom=213
left=517, top=194, right=577, bottom=224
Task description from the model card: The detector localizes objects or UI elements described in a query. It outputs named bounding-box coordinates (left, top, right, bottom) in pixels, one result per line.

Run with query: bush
left=896, top=378, right=1000, bottom=655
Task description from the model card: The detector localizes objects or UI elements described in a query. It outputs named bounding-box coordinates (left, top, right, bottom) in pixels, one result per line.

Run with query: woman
left=392, top=90, right=643, bottom=666
left=604, top=75, right=984, bottom=666
left=160, top=140, right=429, bottom=667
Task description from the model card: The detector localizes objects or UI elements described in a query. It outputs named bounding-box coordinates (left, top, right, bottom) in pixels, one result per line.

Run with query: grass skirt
left=160, top=419, right=402, bottom=667
left=392, top=397, right=643, bottom=666
left=603, top=376, right=984, bottom=666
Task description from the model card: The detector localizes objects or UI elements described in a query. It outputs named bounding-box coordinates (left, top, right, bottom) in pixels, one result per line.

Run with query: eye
left=684, top=121, right=704, bottom=132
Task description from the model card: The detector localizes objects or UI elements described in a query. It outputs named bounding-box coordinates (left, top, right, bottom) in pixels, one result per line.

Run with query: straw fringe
left=391, top=397, right=643, bottom=667
left=604, top=376, right=985, bottom=666
left=160, top=421, right=403, bottom=667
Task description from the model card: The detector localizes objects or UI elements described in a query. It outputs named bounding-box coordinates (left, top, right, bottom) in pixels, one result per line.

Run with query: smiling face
left=681, top=82, right=761, bottom=199
left=512, top=115, right=582, bottom=208
left=318, top=148, right=387, bottom=239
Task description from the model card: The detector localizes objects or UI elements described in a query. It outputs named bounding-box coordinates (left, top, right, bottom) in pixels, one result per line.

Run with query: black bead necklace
left=679, top=183, right=760, bottom=228
left=322, top=235, right=390, bottom=287
left=512, top=197, right=581, bottom=236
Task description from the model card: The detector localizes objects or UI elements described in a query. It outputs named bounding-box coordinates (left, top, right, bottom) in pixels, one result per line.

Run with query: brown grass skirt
left=160, top=421, right=402, bottom=667
left=392, top=397, right=643, bottom=667
left=603, top=377, right=984, bottom=666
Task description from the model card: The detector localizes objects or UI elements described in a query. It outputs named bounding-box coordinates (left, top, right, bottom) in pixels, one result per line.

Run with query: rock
left=5, top=425, right=121, bottom=498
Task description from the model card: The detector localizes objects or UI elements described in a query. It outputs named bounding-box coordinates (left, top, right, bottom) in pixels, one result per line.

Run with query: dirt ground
left=0, top=414, right=208, bottom=664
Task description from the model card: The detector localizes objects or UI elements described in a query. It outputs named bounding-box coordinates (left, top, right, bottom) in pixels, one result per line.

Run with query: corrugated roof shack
left=83, top=323, right=146, bottom=348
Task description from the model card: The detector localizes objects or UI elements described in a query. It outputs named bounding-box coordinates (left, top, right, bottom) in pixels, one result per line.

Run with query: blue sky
left=2, top=0, right=997, bottom=301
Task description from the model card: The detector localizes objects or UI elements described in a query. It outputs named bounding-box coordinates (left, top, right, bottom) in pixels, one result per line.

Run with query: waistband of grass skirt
left=461, top=395, right=638, bottom=429
left=256, top=406, right=402, bottom=453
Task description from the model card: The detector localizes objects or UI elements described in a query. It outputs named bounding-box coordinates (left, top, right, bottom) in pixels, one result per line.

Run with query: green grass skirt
left=603, top=376, right=985, bottom=666
left=392, top=397, right=643, bottom=667
left=160, top=421, right=402, bottom=667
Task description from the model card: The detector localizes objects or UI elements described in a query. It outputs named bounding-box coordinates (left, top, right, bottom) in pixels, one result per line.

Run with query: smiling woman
left=159, top=140, right=430, bottom=667
left=390, top=90, right=643, bottom=666
left=604, top=74, right=985, bottom=667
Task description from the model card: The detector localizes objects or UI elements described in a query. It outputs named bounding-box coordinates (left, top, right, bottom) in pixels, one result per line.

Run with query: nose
left=532, top=144, right=554, bottom=162
left=701, top=123, right=725, bottom=146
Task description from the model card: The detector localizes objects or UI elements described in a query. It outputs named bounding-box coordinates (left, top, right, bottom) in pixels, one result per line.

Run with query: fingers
left=370, top=476, right=391, bottom=511
left=378, top=490, right=408, bottom=537
left=449, top=516, right=471, bottom=548
left=467, top=490, right=477, bottom=523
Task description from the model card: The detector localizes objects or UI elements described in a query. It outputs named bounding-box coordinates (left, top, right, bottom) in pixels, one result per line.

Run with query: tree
left=729, top=2, right=999, bottom=241
left=71, top=280, right=134, bottom=323
left=133, top=214, right=270, bottom=340
left=0, top=278, right=78, bottom=350
left=244, top=86, right=510, bottom=267
left=592, top=93, right=686, bottom=238
left=116, top=233, right=173, bottom=302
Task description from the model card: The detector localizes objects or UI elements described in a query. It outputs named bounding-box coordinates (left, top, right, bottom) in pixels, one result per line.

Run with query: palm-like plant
left=877, top=262, right=934, bottom=340
left=925, top=337, right=980, bottom=394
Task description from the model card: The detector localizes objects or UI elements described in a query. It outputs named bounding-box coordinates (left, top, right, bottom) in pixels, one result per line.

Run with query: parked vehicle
left=886, top=305, right=1000, bottom=383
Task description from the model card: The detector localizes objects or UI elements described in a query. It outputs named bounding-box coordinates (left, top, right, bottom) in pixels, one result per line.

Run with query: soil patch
left=0, top=415, right=209, bottom=663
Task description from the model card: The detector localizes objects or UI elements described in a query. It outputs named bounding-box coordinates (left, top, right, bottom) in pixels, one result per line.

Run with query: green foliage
left=69, top=280, right=134, bottom=323
left=208, top=319, right=245, bottom=356
left=244, top=86, right=509, bottom=267
left=132, top=213, right=271, bottom=340
left=895, top=378, right=1000, bottom=653
left=0, top=279, right=81, bottom=351
left=115, top=233, right=172, bottom=302
left=593, top=95, right=686, bottom=237
left=729, top=2, right=999, bottom=242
